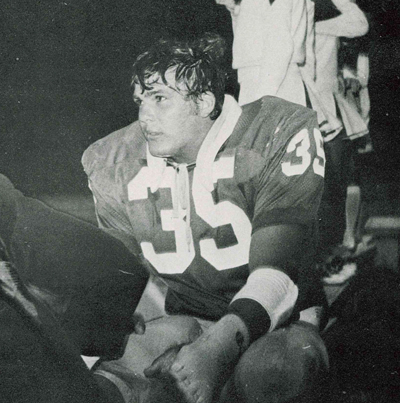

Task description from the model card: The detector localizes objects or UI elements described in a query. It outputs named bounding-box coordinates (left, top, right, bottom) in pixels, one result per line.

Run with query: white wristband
left=232, top=268, right=298, bottom=331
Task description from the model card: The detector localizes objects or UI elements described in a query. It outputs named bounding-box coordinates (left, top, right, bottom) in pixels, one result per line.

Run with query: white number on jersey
left=193, top=156, right=251, bottom=271
left=281, top=128, right=325, bottom=177
left=128, top=166, right=195, bottom=274
left=128, top=156, right=252, bottom=274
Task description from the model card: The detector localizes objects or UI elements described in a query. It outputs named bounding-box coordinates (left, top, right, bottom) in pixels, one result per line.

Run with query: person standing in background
left=216, top=0, right=342, bottom=133
left=216, top=0, right=310, bottom=106
left=314, top=0, right=369, bottom=264
left=217, top=0, right=370, bottom=271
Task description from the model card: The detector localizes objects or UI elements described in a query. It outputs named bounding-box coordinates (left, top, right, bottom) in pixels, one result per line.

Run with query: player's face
left=134, top=70, right=210, bottom=164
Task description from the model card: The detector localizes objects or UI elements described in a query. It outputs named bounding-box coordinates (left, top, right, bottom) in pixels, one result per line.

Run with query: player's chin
left=147, top=141, right=172, bottom=159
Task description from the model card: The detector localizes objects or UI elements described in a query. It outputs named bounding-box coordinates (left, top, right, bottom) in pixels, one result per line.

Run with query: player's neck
left=170, top=119, right=215, bottom=164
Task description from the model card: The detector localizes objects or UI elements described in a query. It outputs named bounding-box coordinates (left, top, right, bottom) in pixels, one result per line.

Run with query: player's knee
left=234, top=323, right=329, bottom=403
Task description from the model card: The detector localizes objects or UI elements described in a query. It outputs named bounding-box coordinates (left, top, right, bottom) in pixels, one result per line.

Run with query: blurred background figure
left=338, top=37, right=372, bottom=152
left=216, top=0, right=371, bottom=271
left=313, top=0, right=369, bottom=264
left=216, top=0, right=311, bottom=106
left=216, top=0, right=343, bottom=134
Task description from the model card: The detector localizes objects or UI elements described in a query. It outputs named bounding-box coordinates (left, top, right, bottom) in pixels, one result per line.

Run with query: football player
left=0, top=174, right=149, bottom=402
left=83, top=33, right=329, bottom=403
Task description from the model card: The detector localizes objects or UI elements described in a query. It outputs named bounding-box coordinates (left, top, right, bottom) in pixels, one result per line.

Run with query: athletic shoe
left=319, top=235, right=376, bottom=285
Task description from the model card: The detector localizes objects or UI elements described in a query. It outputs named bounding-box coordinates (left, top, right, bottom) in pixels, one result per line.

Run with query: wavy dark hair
left=131, top=33, right=227, bottom=120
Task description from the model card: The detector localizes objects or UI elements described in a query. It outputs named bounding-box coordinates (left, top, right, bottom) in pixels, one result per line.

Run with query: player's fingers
left=144, top=345, right=181, bottom=378
left=144, top=359, right=164, bottom=378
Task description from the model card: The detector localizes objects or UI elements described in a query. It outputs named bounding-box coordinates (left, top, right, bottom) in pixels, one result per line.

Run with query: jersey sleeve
left=89, top=180, right=142, bottom=255
left=81, top=124, right=143, bottom=255
left=252, top=107, right=325, bottom=233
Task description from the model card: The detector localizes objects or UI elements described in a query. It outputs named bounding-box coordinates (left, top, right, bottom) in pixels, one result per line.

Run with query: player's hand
left=144, top=345, right=193, bottom=403
left=145, top=338, right=220, bottom=403
left=144, top=344, right=182, bottom=379
left=145, top=315, right=244, bottom=403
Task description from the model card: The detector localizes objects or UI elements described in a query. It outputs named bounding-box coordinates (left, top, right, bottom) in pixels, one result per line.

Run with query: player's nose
left=139, top=101, right=156, bottom=125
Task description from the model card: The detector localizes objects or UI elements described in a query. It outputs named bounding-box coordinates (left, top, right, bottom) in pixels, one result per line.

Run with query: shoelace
left=167, top=160, right=196, bottom=251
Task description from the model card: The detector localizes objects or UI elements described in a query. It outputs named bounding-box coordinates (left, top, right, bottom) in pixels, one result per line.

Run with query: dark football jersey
left=83, top=96, right=326, bottom=321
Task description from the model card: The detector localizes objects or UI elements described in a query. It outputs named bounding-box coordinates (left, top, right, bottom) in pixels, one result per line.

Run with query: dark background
left=0, top=0, right=399, bottom=200
left=0, top=0, right=233, bottom=197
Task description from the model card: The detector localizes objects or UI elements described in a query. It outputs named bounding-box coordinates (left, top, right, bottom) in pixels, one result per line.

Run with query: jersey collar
left=196, top=94, right=242, bottom=192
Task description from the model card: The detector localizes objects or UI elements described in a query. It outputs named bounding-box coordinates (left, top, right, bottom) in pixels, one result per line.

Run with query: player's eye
left=133, top=97, right=142, bottom=106
left=155, top=95, right=166, bottom=102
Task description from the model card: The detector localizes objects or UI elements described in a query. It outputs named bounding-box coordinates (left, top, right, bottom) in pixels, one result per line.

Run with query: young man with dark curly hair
left=83, top=32, right=329, bottom=403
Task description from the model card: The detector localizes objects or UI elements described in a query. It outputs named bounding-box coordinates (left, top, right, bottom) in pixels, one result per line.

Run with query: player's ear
left=198, top=92, right=216, bottom=118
